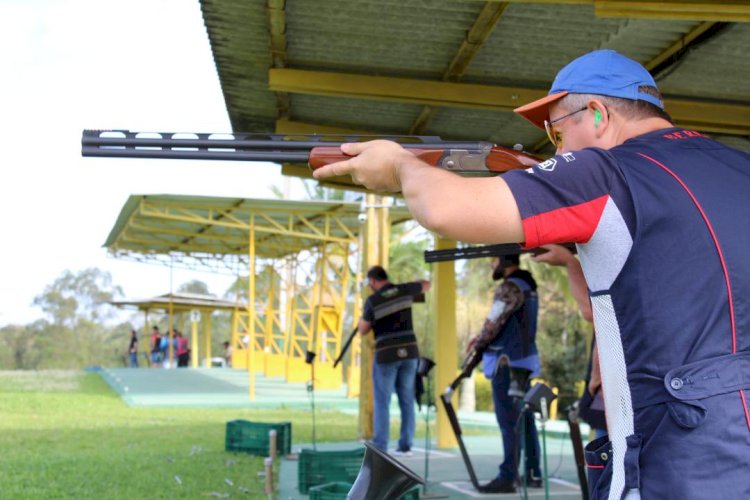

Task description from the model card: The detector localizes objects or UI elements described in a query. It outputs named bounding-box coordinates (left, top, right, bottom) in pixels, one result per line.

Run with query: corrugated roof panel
left=201, top=0, right=276, bottom=130
left=286, top=0, right=482, bottom=78
left=598, top=19, right=704, bottom=63
left=464, top=4, right=625, bottom=85
left=426, top=106, right=544, bottom=149
left=290, top=94, right=421, bottom=134
left=466, top=4, right=703, bottom=87
left=658, top=23, right=750, bottom=101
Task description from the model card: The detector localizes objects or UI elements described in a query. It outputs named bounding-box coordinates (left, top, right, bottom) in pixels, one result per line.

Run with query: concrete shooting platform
left=100, top=368, right=589, bottom=499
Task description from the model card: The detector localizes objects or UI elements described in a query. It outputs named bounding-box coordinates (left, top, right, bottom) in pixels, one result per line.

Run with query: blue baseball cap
left=514, top=49, right=663, bottom=129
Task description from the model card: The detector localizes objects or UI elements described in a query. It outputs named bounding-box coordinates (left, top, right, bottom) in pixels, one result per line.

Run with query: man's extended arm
left=532, top=244, right=600, bottom=395
left=532, top=244, right=592, bottom=321
left=313, top=140, right=525, bottom=244
left=358, top=318, right=372, bottom=336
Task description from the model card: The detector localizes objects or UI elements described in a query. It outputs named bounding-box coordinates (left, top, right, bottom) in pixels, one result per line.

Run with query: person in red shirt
left=175, top=330, right=190, bottom=368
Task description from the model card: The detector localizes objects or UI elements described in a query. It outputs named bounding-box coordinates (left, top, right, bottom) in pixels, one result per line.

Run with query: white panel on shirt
left=576, top=197, right=633, bottom=292
left=578, top=196, right=638, bottom=500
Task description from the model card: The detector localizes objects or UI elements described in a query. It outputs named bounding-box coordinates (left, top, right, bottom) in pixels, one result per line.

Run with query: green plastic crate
left=308, top=481, right=352, bottom=500
left=297, top=447, right=365, bottom=494
left=224, top=419, right=291, bottom=456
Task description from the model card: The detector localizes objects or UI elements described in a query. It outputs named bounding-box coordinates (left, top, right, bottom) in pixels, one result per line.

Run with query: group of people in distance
left=148, top=326, right=190, bottom=368
left=126, top=326, right=191, bottom=368
left=128, top=326, right=233, bottom=369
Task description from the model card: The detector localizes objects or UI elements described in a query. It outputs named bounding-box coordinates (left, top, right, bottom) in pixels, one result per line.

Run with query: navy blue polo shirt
left=504, top=128, right=750, bottom=499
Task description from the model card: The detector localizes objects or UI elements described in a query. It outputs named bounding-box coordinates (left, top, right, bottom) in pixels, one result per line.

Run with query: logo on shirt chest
left=537, top=158, right=557, bottom=171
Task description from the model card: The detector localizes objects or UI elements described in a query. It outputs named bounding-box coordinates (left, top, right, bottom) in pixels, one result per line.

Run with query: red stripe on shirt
left=521, top=194, right=609, bottom=249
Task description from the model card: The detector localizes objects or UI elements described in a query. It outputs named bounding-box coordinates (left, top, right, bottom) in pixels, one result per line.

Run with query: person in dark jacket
left=470, top=255, right=542, bottom=493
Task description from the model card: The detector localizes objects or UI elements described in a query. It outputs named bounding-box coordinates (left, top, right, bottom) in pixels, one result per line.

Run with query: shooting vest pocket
left=584, top=436, right=613, bottom=500
left=630, top=351, right=750, bottom=429
left=375, top=333, right=419, bottom=364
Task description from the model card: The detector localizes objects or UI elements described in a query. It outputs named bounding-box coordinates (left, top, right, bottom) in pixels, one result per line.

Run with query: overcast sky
left=0, top=0, right=297, bottom=325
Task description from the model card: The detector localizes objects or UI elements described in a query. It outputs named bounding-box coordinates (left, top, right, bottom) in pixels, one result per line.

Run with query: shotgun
left=333, top=327, right=358, bottom=369
left=81, top=130, right=540, bottom=174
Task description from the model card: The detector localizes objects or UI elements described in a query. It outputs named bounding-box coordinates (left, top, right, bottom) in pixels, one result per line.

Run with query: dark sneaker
left=523, top=477, right=543, bottom=488
left=480, top=477, right=516, bottom=494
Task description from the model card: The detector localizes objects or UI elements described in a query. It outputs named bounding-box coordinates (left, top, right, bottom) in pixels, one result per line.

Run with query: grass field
left=0, top=370, right=365, bottom=499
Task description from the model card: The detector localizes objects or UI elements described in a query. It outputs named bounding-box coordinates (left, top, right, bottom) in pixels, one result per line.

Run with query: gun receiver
left=81, top=130, right=540, bottom=175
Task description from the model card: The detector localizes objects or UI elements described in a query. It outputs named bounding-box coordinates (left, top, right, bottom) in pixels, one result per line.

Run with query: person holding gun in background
left=467, top=253, right=542, bottom=493
left=358, top=265, right=430, bottom=456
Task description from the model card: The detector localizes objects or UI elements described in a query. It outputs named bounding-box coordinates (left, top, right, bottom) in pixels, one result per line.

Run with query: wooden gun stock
left=308, top=145, right=539, bottom=175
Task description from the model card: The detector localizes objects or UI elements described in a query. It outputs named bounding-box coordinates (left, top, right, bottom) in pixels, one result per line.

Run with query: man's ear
left=589, top=100, right=608, bottom=137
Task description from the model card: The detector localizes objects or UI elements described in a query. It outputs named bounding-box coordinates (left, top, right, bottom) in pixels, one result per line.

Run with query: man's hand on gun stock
left=530, top=244, right=576, bottom=266
left=312, top=140, right=416, bottom=192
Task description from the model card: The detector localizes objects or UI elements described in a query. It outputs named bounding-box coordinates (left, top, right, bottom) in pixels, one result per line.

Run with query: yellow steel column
left=434, top=236, right=458, bottom=448
left=143, top=310, right=149, bottom=365
left=346, top=258, right=363, bottom=398
left=284, top=256, right=298, bottom=378
left=190, top=310, right=199, bottom=368
left=358, top=194, right=389, bottom=439
left=231, top=308, right=239, bottom=368
left=264, top=267, right=274, bottom=375
left=248, top=215, right=256, bottom=400
left=202, top=310, right=211, bottom=367
left=168, top=297, right=174, bottom=368
left=315, top=243, right=349, bottom=389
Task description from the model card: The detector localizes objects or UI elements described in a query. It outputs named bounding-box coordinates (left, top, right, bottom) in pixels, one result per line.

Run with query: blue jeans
left=372, top=357, right=418, bottom=452
left=129, top=352, right=139, bottom=368
left=491, top=365, right=541, bottom=481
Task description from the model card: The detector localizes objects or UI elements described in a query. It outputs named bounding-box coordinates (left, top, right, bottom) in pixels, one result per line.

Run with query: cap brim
left=513, top=91, right=568, bottom=130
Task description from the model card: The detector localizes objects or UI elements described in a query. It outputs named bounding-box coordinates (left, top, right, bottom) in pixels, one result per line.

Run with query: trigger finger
left=315, top=161, right=348, bottom=178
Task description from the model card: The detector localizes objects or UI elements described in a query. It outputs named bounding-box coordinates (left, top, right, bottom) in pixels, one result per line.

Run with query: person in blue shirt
left=315, top=50, right=750, bottom=500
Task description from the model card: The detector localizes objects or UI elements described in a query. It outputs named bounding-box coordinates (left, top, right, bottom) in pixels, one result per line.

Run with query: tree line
left=0, top=225, right=590, bottom=409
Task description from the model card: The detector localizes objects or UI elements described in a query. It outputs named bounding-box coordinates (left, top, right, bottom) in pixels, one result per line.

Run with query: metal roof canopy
left=199, top=0, right=750, bottom=161
left=111, top=292, right=239, bottom=312
left=104, top=194, right=412, bottom=271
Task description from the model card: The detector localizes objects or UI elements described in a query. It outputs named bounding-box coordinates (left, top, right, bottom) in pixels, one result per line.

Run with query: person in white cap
left=314, top=49, right=750, bottom=500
